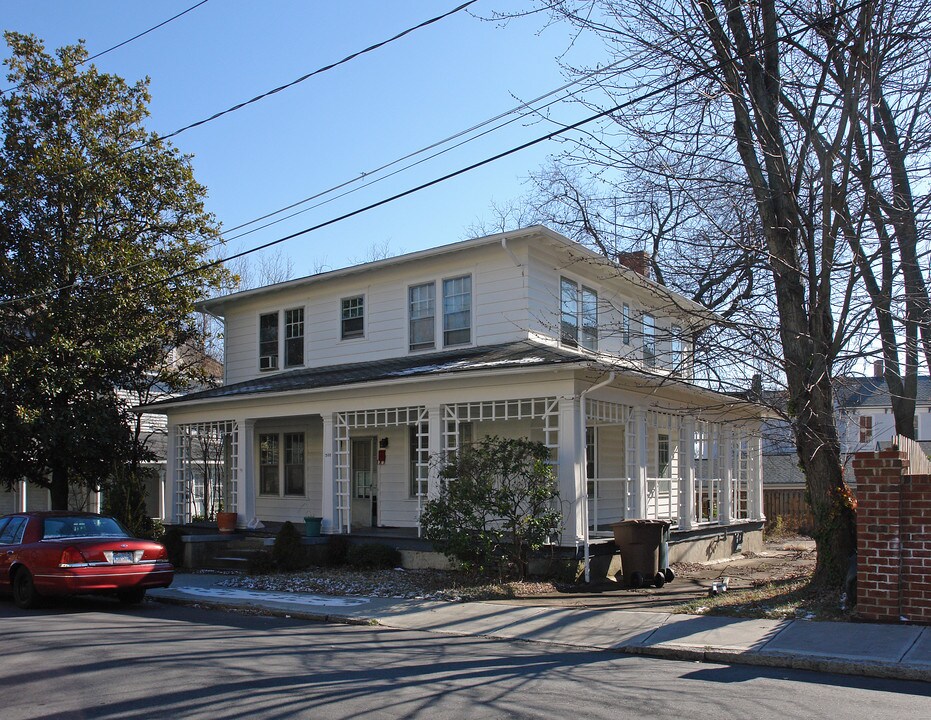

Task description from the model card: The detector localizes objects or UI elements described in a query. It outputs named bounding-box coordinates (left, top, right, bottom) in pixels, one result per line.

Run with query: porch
left=166, top=387, right=763, bottom=551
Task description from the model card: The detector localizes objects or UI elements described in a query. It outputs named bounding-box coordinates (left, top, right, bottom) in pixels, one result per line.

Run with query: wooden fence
left=763, top=487, right=815, bottom=533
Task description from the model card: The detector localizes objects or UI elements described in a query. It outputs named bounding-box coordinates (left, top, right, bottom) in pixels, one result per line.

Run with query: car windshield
left=42, top=516, right=130, bottom=539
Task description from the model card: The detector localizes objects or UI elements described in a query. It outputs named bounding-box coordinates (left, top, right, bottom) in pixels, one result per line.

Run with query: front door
left=350, top=437, right=377, bottom=528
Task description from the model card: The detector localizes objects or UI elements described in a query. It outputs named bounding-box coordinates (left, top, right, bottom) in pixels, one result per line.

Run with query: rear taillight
left=59, top=546, right=89, bottom=567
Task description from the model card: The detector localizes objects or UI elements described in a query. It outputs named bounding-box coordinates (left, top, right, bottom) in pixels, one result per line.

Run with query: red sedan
left=1, top=511, right=174, bottom=609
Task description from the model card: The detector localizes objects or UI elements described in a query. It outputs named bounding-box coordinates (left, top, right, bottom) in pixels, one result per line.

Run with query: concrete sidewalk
left=150, top=573, right=931, bottom=682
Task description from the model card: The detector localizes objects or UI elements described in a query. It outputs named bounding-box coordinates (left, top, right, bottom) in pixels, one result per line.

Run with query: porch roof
left=142, top=340, right=588, bottom=409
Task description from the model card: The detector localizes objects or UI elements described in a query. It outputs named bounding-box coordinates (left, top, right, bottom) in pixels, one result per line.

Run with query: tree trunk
left=50, top=462, right=70, bottom=511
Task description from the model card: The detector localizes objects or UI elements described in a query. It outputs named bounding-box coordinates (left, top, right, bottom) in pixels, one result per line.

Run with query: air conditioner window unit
left=260, top=355, right=278, bottom=371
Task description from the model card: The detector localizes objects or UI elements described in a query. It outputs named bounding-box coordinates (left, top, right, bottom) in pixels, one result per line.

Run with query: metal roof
left=144, top=340, right=587, bottom=408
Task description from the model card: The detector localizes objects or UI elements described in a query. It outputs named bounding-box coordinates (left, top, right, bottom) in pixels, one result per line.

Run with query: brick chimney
left=873, top=359, right=883, bottom=378
left=616, top=250, right=651, bottom=279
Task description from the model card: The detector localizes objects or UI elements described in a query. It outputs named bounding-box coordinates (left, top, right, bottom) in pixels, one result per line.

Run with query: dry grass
left=677, top=576, right=854, bottom=621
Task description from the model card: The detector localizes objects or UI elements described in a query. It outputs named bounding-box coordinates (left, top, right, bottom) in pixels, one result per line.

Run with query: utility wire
left=149, top=1, right=477, bottom=145
left=0, top=0, right=211, bottom=95
left=1, top=1, right=870, bottom=306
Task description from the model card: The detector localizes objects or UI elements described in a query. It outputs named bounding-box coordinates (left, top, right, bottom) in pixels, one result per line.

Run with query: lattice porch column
left=558, top=396, right=584, bottom=543
left=321, top=415, right=335, bottom=534
left=166, top=421, right=181, bottom=524
left=426, top=405, right=442, bottom=499
left=238, top=420, right=255, bottom=526
left=719, top=428, right=734, bottom=526
left=632, top=408, right=648, bottom=518
left=679, top=417, right=696, bottom=531
left=749, top=429, right=764, bottom=521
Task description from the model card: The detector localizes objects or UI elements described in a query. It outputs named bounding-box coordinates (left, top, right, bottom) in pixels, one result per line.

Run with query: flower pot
left=216, top=511, right=238, bottom=533
left=303, top=516, right=323, bottom=537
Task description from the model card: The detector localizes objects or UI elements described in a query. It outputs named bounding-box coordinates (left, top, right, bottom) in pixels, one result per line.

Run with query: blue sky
left=1, top=1, right=605, bottom=278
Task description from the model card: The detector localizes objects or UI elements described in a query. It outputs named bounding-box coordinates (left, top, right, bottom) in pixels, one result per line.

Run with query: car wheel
left=118, top=588, right=146, bottom=605
left=13, top=568, right=41, bottom=610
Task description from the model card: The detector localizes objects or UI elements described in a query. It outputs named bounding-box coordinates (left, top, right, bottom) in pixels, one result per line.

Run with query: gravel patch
left=218, top=567, right=558, bottom=603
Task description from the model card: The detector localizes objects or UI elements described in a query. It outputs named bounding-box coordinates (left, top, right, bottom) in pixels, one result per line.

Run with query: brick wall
left=852, top=450, right=931, bottom=624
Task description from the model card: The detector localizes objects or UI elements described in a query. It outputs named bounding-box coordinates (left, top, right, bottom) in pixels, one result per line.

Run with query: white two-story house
left=144, top=226, right=764, bottom=559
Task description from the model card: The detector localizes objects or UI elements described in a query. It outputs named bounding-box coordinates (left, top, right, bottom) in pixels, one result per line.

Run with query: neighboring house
left=0, top=343, right=221, bottom=518
left=142, top=226, right=765, bottom=554
left=761, top=366, right=931, bottom=527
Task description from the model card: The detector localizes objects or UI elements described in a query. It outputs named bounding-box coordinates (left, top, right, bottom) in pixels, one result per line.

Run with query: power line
left=0, top=0, right=211, bottom=95
left=3, top=62, right=620, bottom=304
left=149, top=1, right=477, bottom=145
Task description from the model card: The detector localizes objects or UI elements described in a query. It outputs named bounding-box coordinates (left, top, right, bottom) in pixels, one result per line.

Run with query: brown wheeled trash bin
left=611, top=519, right=672, bottom=588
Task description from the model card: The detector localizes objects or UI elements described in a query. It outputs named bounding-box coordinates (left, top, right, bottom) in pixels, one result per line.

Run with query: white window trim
left=408, top=271, right=475, bottom=353
left=559, top=276, right=599, bottom=351
left=257, top=430, right=307, bottom=498
left=340, top=293, right=366, bottom=341
left=257, top=307, right=306, bottom=372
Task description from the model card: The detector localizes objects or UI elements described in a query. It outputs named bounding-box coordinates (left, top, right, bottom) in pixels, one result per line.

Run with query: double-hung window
left=622, top=303, right=631, bottom=345
left=560, top=278, right=598, bottom=350
left=859, top=416, right=872, bottom=443
left=260, top=309, right=304, bottom=370
left=284, top=309, right=304, bottom=367
left=443, top=275, right=471, bottom=346
left=409, top=283, right=436, bottom=351
left=259, top=432, right=305, bottom=496
left=259, top=313, right=279, bottom=371
left=341, top=296, right=364, bottom=339
left=671, top=325, right=682, bottom=370
left=642, top=314, right=656, bottom=367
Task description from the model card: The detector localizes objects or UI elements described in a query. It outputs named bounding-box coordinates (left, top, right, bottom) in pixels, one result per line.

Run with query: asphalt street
left=1, top=597, right=929, bottom=720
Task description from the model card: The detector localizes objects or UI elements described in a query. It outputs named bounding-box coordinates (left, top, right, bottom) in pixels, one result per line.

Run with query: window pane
left=622, top=304, right=630, bottom=345
left=671, top=325, right=682, bottom=370
left=443, top=275, right=471, bottom=346
left=658, top=433, right=670, bottom=478
left=643, top=314, right=656, bottom=367
left=259, top=434, right=279, bottom=495
left=560, top=278, right=578, bottom=347
left=409, top=283, right=435, bottom=350
left=581, top=286, right=598, bottom=350
left=259, top=313, right=278, bottom=370
left=284, top=433, right=305, bottom=495
left=341, top=296, right=364, bottom=339
left=284, top=308, right=304, bottom=367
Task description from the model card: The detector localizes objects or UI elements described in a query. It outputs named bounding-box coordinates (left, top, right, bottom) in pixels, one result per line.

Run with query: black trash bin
left=611, top=519, right=673, bottom=588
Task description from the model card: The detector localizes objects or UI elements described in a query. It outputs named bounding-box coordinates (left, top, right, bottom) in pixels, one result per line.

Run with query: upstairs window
left=443, top=275, right=472, bottom=346
left=622, top=303, right=631, bottom=345
left=560, top=278, right=598, bottom=350
left=642, top=314, right=656, bottom=367
left=284, top=308, right=304, bottom=367
left=409, top=282, right=436, bottom=351
left=341, top=296, right=364, bottom=339
left=259, top=313, right=279, bottom=371
left=671, top=325, right=682, bottom=370
left=859, top=415, right=873, bottom=443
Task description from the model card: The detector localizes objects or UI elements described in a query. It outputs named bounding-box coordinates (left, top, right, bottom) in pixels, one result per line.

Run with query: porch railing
left=587, top=477, right=630, bottom=530
left=646, top=477, right=678, bottom=521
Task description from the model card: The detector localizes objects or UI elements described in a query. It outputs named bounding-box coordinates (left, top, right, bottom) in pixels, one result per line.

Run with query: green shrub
left=420, top=436, right=561, bottom=579
left=345, top=542, right=402, bottom=569
left=272, top=521, right=306, bottom=572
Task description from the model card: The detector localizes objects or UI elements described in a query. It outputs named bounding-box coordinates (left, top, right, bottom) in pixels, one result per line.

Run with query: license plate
left=112, top=551, right=134, bottom=564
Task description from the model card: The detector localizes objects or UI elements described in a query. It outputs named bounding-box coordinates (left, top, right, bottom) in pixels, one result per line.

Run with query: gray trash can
left=611, top=519, right=673, bottom=588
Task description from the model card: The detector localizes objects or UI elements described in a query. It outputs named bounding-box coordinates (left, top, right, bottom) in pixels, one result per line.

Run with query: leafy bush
left=420, top=436, right=561, bottom=579
left=272, top=521, right=306, bottom=572
left=345, top=543, right=402, bottom=569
